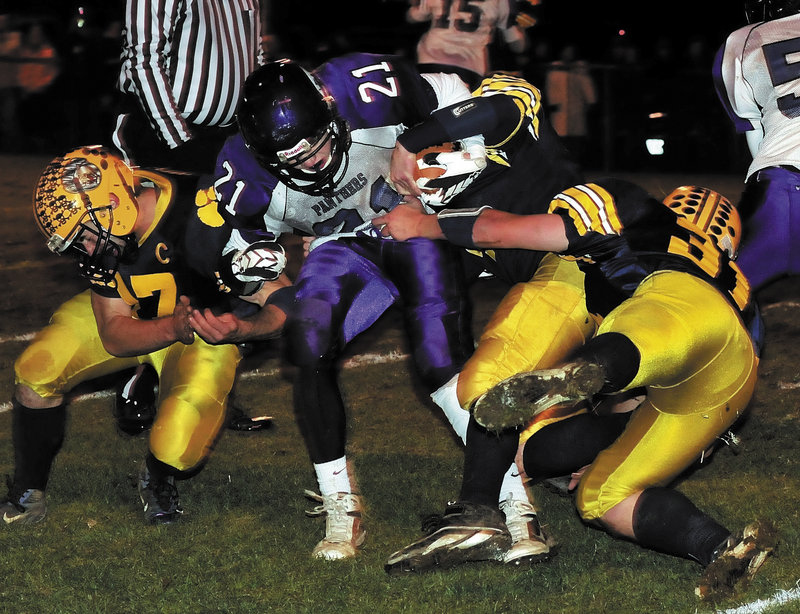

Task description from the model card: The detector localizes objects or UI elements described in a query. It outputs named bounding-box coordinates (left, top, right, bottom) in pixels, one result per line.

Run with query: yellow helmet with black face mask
left=33, top=146, right=140, bottom=284
left=663, top=186, right=742, bottom=259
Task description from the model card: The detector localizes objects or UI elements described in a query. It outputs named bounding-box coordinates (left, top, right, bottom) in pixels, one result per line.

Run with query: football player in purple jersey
left=211, top=53, right=486, bottom=561
left=713, top=0, right=800, bottom=350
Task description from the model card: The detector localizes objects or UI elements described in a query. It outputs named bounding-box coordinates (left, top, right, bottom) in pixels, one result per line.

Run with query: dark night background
left=0, top=0, right=753, bottom=173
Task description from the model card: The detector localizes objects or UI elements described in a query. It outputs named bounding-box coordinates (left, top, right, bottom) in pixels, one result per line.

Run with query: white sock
left=499, top=463, right=531, bottom=505
left=430, top=373, right=470, bottom=445
left=314, top=456, right=351, bottom=496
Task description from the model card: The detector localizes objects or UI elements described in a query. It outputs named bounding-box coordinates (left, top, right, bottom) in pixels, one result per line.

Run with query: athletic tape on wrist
left=436, top=206, right=491, bottom=248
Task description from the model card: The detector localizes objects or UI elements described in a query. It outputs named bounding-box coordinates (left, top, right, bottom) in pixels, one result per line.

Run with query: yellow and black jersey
left=453, top=73, right=583, bottom=283
left=91, top=171, right=234, bottom=320
left=549, top=178, right=751, bottom=317
left=399, top=72, right=584, bottom=284
left=462, top=73, right=582, bottom=208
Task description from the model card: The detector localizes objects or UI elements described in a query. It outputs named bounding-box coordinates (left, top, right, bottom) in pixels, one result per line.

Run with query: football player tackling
left=389, top=71, right=589, bottom=564
left=212, top=53, right=486, bottom=561
left=375, top=180, right=777, bottom=600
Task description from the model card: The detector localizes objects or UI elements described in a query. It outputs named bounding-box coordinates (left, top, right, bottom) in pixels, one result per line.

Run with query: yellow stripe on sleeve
left=548, top=183, right=622, bottom=236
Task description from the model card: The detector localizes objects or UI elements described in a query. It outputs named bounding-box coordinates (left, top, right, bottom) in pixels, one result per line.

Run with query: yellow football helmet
left=663, top=186, right=741, bottom=259
left=33, top=146, right=140, bottom=284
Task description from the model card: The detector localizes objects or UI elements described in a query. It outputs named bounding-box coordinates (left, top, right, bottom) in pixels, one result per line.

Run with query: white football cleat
left=305, top=491, right=366, bottom=560
left=499, top=495, right=556, bottom=565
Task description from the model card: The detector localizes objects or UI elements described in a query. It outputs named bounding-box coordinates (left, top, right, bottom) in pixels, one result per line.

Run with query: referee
left=112, top=0, right=264, bottom=174
left=110, top=0, right=270, bottom=432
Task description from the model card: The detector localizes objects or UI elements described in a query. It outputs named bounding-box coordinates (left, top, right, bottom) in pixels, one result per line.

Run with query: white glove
left=229, top=241, right=287, bottom=282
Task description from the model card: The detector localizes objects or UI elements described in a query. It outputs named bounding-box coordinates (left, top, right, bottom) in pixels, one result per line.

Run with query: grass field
left=0, top=154, right=799, bottom=613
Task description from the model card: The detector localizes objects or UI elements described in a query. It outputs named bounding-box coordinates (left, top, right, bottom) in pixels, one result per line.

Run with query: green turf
left=1, top=156, right=798, bottom=613
left=1, top=335, right=798, bottom=614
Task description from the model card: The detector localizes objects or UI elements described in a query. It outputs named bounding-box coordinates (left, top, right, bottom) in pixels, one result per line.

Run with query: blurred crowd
left=0, top=2, right=748, bottom=173
left=0, top=9, right=120, bottom=155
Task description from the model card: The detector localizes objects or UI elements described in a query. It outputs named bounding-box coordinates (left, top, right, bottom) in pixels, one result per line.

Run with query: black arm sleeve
left=397, top=95, right=517, bottom=153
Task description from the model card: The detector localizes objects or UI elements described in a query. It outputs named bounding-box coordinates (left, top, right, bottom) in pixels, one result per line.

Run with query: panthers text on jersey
left=213, top=52, right=472, bottom=248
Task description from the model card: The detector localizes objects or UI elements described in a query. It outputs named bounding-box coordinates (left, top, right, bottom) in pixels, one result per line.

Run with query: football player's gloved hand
left=217, top=241, right=287, bottom=296
left=415, top=141, right=487, bottom=207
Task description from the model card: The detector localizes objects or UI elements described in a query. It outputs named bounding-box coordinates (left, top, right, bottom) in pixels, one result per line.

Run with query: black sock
left=459, top=418, right=518, bottom=507
left=145, top=452, right=177, bottom=481
left=572, top=332, right=641, bottom=393
left=523, top=412, right=631, bottom=481
left=632, top=487, right=731, bottom=566
left=11, top=399, right=66, bottom=490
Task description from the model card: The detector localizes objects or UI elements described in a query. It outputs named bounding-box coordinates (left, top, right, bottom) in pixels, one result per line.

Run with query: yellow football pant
left=457, top=253, right=598, bottom=441
left=15, top=291, right=241, bottom=471
left=576, top=271, right=758, bottom=520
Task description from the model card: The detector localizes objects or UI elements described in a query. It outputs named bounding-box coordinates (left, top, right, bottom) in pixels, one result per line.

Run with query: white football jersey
left=409, top=0, right=522, bottom=76
left=266, top=126, right=401, bottom=237
left=714, top=13, right=800, bottom=179
left=215, top=53, right=479, bottom=254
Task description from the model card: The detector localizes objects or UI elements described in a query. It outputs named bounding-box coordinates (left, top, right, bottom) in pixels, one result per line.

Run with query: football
left=413, top=141, right=487, bottom=206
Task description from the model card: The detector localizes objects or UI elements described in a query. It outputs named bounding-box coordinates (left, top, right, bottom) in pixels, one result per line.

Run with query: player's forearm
left=98, top=316, right=187, bottom=357
left=470, top=210, right=569, bottom=252
left=435, top=207, right=569, bottom=251
left=419, top=212, right=446, bottom=239
left=238, top=305, right=287, bottom=342
left=237, top=279, right=292, bottom=341
left=398, top=96, right=503, bottom=153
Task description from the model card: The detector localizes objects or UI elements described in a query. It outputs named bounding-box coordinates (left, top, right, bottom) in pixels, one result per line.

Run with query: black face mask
left=70, top=222, right=138, bottom=285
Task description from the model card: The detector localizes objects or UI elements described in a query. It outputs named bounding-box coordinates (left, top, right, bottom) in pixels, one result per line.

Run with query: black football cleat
left=137, top=463, right=183, bottom=525
left=226, top=402, right=273, bottom=432
left=385, top=501, right=511, bottom=574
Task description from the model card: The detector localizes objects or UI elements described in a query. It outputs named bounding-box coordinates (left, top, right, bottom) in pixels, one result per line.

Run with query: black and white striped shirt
left=118, top=0, right=263, bottom=148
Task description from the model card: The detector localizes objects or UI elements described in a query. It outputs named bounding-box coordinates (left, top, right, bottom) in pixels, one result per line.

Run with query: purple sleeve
left=712, top=42, right=754, bottom=134
left=315, top=53, right=436, bottom=130
left=213, top=133, right=281, bottom=243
